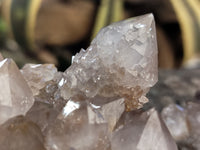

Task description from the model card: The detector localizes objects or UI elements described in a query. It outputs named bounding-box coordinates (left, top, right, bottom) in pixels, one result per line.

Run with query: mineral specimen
left=0, top=59, right=34, bottom=124
left=60, top=14, right=158, bottom=111
left=0, top=14, right=177, bottom=150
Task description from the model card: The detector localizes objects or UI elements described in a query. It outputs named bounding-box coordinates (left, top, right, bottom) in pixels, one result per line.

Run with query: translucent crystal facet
left=60, top=14, right=158, bottom=110
left=112, top=109, right=178, bottom=150
left=21, top=64, right=58, bottom=96
left=161, top=104, right=189, bottom=142
left=0, top=59, right=34, bottom=124
left=45, top=100, right=111, bottom=150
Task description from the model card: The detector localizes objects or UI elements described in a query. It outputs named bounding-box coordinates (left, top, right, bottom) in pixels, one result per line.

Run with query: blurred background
left=0, top=0, right=199, bottom=71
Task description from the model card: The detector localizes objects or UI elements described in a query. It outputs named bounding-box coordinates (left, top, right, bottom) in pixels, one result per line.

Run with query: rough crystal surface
left=21, top=64, right=58, bottom=96
left=60, top=14, right=158, bottom=110
left=0, top=59, right=34, bottom=124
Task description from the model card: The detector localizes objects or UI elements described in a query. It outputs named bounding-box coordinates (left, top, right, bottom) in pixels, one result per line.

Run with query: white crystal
left=60, top=14, right=158, bottom=110
left=0, top=59, right=34, bottom=124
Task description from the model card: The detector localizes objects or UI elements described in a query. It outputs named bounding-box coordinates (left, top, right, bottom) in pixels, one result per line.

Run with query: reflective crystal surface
left=161, top=104, right=189, bottom=142
left=61, top=14, right=158, bottom=110
left=45, top=97, right=124, bottom=150
left=112, top=109, right=178, bottom=150
left=21, top=64, right=58, bottom=96
left=0, top=59, right=34, bottom=124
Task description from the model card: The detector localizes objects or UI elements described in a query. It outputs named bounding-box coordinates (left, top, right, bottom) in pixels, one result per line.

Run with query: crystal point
left=111, top=109, right=178, bottom=150
left=61, top=14, right=158, bottom=110
left=0, top=59, right=34, bottom=124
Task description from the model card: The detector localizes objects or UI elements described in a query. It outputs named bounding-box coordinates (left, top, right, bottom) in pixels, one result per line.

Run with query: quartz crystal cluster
left=60, top=14, right=158, bottom=111
left=0, top=14, right=179, bottom=150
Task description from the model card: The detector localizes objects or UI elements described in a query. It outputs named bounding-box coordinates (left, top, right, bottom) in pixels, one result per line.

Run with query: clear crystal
left=26, top=101, right=59, bottom=133
left=60, top=14, right=158, bottom=111
left=21, top=64, right=58, bottom=96
left=46, top=99, right=111, bottom=150
left=0, top=59, right=34, bottom=124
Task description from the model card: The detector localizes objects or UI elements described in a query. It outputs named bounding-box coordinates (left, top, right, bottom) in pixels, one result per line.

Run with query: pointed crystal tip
left=0, top=59, right=34, bottom=124
left=61, top=14, right=158, bottom=110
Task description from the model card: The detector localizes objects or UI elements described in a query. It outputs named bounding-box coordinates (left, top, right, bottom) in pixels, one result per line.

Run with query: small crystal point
left=111, top=109, right=178, bottom=150
left=87, top=98, right=125, bottom=131
left=0, top=59, right=34, bottom=124
left=137, top=109, right=178, bottom=150
left=61, top=13, right=158, bottom=110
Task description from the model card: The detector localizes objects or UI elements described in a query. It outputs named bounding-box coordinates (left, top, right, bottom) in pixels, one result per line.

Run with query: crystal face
left=60, top=14, right=158, bottom=110
left=160, top=101, right=200, bottom=149
left=161, top=104, right=189, bottom=142
left=21, top=64, right=58, bottom=96
left=111, top=109, right=178, bottom=150
left=0, top=59, right=34, bottom=124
